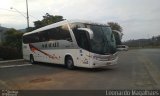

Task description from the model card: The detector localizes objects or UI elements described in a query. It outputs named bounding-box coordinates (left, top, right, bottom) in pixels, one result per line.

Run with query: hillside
left=124, top=36, right=160, bottom=48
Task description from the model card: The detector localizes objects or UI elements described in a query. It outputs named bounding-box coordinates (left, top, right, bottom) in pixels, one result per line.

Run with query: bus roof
left=23, top=20, right=109, bottom=36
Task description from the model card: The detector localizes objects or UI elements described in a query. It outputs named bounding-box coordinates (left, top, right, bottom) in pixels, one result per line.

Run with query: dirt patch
left=30, top=78, right=52, bottom=83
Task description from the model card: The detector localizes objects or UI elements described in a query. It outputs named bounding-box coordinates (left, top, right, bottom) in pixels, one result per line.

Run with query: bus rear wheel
left=65, top=56, right=74, bottom=70
left=30, top=55, right=35, bottom=64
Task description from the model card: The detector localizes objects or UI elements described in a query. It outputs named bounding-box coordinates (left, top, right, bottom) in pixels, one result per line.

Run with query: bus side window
left=46, top=25, right=72, bottom=42
left=48, top=28, right=57, bottom=41
left=34, top=33, right=39, bottom=42
left=39, top=31, right=49, bottom=42
left=23, top=33, right=39, bottom=43
left=55, top=25, right=72, bottom=42
left=73, top=28, right=90, bottom=51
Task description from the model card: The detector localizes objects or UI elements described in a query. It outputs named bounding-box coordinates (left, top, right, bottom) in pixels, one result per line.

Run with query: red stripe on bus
left=29, top=44, right=59, bottom=60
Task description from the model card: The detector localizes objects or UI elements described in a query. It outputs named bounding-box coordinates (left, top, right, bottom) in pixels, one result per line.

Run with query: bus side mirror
left=77, top=28, right=94, bottom=39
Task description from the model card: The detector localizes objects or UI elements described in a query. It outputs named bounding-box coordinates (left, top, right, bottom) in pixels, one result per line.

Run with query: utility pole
left=26, top=0, right=29, bottom=29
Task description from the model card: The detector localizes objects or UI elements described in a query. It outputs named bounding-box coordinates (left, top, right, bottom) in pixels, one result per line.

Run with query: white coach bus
left=22, top=20, right=118, bottom=69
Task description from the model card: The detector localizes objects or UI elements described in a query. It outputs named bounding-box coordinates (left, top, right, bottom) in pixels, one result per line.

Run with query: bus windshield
left=87, top=24, right=116, bottom=54
left=71, top=23, right=117, bottom=55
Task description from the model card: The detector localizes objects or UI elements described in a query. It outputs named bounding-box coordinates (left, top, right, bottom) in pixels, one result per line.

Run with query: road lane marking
left=0, top=64, right=32, bottom=69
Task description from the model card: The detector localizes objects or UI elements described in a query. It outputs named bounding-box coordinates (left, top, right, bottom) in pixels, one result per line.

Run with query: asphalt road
left=0, top=49, right=160, bottom=90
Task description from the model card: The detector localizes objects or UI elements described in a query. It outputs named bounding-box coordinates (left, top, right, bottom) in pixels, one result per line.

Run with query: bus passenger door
left=75, top=30, right=91, bottom=67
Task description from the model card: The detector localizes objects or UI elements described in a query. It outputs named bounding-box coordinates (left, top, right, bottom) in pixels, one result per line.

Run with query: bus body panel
left=22, top=20, right=118, bottom=68
left=23, top=43, right=92, bottom=67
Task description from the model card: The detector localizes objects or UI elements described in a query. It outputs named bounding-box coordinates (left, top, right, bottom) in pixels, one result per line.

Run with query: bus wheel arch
left=65, top=55, right=74, bottom=70
left=30, top=54, right=35, bottom=64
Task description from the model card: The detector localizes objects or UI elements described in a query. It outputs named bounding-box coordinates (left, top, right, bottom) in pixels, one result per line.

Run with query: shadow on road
left=33, top=62, right=116, bottom=72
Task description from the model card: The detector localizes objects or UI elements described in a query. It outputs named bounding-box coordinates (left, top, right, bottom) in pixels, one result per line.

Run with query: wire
left=0, top=8, right=39, bottom=20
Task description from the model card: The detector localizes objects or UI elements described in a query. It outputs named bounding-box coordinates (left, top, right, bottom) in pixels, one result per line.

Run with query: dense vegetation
left=0, top=13, right=65, bottom=60
left=0, top=29, right=23, bottom=60
left=27, top=13, right=64, bottom=31
left=124, top=36, right=160, bottom=48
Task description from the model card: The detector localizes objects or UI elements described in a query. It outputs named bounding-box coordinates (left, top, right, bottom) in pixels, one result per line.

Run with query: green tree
left=26, top=27, right=36, bottom=32
left=3, top=28, right=23, bottom=51
left=112, top=31, right=122, bottom=45
left=34, top=13, right=64, bottom=29
left=108, top=22, right=123, bottom=45
left=108, top=22, right=123, bottom=32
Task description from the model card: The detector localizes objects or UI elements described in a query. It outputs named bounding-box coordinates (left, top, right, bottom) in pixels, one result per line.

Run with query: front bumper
left=91, top=57, right=118, bottom=68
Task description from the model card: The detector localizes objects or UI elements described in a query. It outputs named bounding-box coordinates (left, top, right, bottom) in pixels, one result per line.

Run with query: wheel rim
left=31, top=58, right=33, bottom=63
left=67, top=59, right=73, bottom=68
left=30, top=56, right=34, bottom=63
left=66, top=58, right=74, bottom=69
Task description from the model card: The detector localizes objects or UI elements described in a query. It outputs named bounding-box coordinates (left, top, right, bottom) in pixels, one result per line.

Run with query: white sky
left=0, top=0, right=160, bottom=41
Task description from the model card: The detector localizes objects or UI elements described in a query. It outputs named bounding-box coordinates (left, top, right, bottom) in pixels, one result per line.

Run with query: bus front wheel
left=65, top=56, right=74, bottom=70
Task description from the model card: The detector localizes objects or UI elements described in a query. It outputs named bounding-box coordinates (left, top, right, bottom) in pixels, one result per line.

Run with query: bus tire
left=65, top=56, right=74, bottom=70
left=30, top=55, right=35, bottom=64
